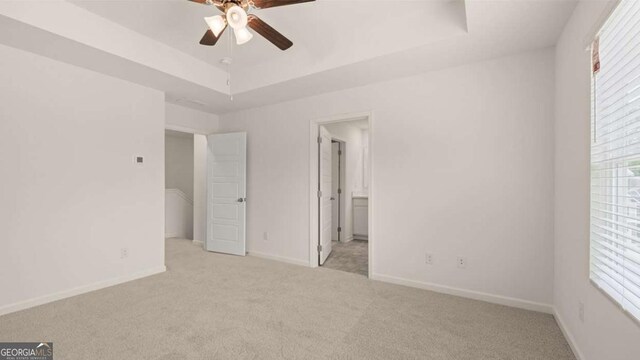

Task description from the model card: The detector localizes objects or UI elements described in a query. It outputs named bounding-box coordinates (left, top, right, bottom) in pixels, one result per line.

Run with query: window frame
left=589, top=0, right=640, bottom=326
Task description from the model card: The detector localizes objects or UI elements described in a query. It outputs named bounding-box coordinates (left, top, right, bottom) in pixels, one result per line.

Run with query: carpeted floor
left=322, top=240, right=368, bottom=276
left=0, top=239, right=575, bottom=359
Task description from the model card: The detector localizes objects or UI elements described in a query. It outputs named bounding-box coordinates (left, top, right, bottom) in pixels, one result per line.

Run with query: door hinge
left=317, top=136, right=323, bottom=144
left=317, top=244, right=323, bottom=252
left=338, top=150, right=342, bottom=156
left=317, top=190, right=322, bottom=198
left=338, top=188, right=342, bottom=194
left=338, top=227, right=342, bottom=232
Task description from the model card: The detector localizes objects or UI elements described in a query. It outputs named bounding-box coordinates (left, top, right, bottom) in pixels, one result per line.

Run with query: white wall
left=0, top=44, right=165, bottom=314
left=218, top=48, right=556, bottom=308
left=165, top=189, right=193, bottom=239
left=323, top=121, right=367, bottom=242
left=554, top=1, right=640, bottom=359
left=165, top=132, right=194, bottom=198
left=165, top=102, right=219, bottom=134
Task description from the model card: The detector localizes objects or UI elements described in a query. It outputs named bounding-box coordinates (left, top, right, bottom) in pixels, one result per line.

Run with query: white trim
left=309, top=111, right=373, bottom=278
left=553, top=308, right=584, bottom=360
left=248, top=251, right=310, bottom=267
left=331, top=137, right=347, bottom=244
left=0, top=266, right=166, bottom=316
left=192, top=239, right=204, bottom=248
left=340, top=235, right=354, bottom=243
left=367, top=113, right=374, bottom=278
left=589, top=278, right=640, bottom=327
left=165, top=124, right=202, bottom=135
left=582, top=0, right=621, bottom=49
left=165, top=233, right=181, bottom=239
left=370, top=273, right=554, bottom=314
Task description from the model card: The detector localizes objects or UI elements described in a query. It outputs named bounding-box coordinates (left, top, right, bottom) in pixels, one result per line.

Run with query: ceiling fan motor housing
left=193, top=0, right=314, bottom=50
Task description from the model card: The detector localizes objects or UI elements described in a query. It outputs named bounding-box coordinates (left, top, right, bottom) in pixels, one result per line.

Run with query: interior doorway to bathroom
left=315, top=116, right=370, bottom=277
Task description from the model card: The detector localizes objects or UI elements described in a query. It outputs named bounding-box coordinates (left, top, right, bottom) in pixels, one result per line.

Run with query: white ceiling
left=70, top=0, right=466, bottom=71
left=0, top=0, right=578, bottom=114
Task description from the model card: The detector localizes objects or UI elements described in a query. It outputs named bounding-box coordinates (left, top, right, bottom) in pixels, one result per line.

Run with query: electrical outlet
left=456, top=257, right=467, bottom=269
left=120, top=248, right=129, bottom=259
left=263, top=232, right=269, bottom=241
left=425, top=253, right=433, bottom=265
left=579, top=301, right=585, bottom=322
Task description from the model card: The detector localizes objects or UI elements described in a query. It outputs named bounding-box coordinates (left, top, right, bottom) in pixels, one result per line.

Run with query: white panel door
left=206, top=132, right=246, bottom=256
left=331, top=142, right=340, bottom=241
left=319, top=127, right=332, bottom=264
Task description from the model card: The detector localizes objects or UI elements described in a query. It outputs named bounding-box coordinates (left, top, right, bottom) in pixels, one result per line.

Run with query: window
left=591, top=0, right=640, bottom=322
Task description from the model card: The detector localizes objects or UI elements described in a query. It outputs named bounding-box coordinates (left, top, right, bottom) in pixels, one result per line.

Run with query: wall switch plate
left=579, top=301, right=584, bottom=322
left=263, top=232, right=269, bottom=241
left=425, top=253, right=433, bottom=265
left=120, top=248, right=129, bottom=259
left=457, top=257, right=467, bottom=268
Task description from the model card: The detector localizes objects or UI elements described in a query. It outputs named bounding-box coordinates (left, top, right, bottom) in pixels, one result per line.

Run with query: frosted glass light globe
left=234, top=27, right=253, bottom=45
left=226, top=5, right=248, bottom=30
left=204, top=15, right=226, bottom=37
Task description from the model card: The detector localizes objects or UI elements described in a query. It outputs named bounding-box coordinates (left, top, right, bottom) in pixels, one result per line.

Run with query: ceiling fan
left=189, top=0, right=315, bottom=50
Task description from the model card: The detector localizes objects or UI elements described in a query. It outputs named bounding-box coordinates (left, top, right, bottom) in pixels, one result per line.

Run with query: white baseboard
left=248, top=251, right=309, bottom=267
left=553, top=308, right=584, bottom=360
left=0, top=266, right=166, bottom=317
left=370, top=273, right=553, bottom=314
left=340, top=235, right=354, bottom=242
left=192, top=239, right=204, bottom=247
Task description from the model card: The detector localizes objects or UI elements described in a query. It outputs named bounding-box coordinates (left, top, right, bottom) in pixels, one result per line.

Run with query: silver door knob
left=237, top=198, right=244, bottom=203
left=330, top=197, right=335, bottom=200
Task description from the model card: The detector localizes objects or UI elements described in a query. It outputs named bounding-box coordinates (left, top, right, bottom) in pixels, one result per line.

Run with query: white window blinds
left=591, top=0, right=640, bottom=322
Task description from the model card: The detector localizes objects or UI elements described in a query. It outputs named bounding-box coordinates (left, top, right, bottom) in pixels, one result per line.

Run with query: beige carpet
left=0, top=239, right=574, bottom=359
left=323, top=240, right=368, bottom=276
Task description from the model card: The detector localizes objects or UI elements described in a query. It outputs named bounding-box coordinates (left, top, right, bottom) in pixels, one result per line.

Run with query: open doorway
left=165, top=129, right=194, bottom=241
left=164, top=127, right=211, bottom=250
left=315, top=116, right=370, bottom=276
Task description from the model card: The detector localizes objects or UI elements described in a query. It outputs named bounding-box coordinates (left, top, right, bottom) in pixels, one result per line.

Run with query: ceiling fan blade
left=248, top=15, right=293, bottom=50
left=251, top=0, right=315, bottom=10
left=188, top=0, right=222, bottom=5
left=199, top=27, right=225, bottom=46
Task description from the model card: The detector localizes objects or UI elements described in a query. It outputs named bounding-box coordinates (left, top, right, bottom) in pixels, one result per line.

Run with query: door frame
left=330, top=138, right=346, bottom=242
left=308, top=111, right=373, bottom=278
left=165, top=124, right=212, bottom=248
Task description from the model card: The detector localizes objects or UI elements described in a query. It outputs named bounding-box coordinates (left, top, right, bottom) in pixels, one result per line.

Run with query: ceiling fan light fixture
left=191, top=0, right=312, bottom=51
left=226, top=5, right=248, bottom=29
left=204, top=15, right=226, bottom=37
left=234, top=27, right=253, bottom=45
